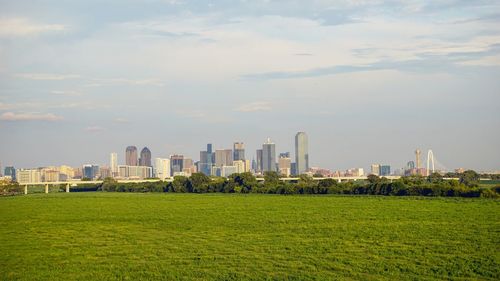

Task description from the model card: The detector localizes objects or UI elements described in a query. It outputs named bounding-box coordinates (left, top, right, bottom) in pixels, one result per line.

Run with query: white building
left=154, top=158, right=171, bottom=180
left=110, top=153, right=118, bottom=177
left=17, top=169, right=42, bottom=184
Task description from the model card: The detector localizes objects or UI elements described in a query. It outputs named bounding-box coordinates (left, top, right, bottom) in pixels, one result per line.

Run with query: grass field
left=0, top=193, right=499, bottom=280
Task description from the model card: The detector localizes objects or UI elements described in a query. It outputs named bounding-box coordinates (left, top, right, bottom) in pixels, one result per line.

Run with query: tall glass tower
left=262, top=138, right=276, bottom=172
left=126, top=146, right=138, bottom=166
left=295, top=132, right=309, bottom=175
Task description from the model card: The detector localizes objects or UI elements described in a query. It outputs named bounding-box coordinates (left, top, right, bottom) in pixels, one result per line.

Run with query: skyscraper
left=278, top=153, right=291, bottom=177
left=139, top=147, right=152, bottom=167
left=415, top=149, right=421, bottom=169
left=110, top=153, right=118, bottom=177
left=262, top=138, right=276, bottom=172
left=126, top=146, right=138, bottom=166
left=215, top=149, right=233, bottom=167
left=199, top=143, right=214, bottom=176
left=233, top=142, right=245, bottom=161
left=295, top=132, right=309, bottom=175
left=256, top=149, right=263, bottom=173
left=170, top=155, right=184, bottom=174
left=380, top=165, right=391, bottom=176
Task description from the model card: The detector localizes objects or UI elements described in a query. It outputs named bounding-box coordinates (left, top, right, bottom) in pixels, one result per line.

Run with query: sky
left=0, top=0, right=499, bottom=172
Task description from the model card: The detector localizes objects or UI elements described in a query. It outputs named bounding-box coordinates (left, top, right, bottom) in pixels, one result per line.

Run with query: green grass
left=0, top=193, right=499, bottom=280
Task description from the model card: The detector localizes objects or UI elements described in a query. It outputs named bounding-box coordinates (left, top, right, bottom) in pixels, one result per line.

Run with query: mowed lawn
left=0, top=194, right=498, bottom=280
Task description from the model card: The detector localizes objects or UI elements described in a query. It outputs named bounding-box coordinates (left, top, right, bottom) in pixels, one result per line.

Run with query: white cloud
left=0, top=112, right=63, bottom=121
left=15, top=73, right=81, bottom=80
left=235, top=102, right=272, bottom=112
left=0, top=18, right=67, bottom=37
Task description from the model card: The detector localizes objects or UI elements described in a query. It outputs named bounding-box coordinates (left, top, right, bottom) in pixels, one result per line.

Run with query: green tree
left=459, top=170, right=480, bottom=187
left=264, top=171, right=280, bottom=186
left=427, top=172, right=443, bottom=183
left=172, top=176, right=189, bottom=192
left=367, top=174, right=380, bottom=184
left=189, top=173, right=210, bottom=193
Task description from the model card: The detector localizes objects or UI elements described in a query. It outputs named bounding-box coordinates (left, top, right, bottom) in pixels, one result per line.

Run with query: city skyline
left=0, top=1, right=499, bottom=170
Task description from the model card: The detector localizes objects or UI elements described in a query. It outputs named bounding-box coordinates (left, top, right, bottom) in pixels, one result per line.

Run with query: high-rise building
left=110, top=153, right=118, bottom=177
left=4, top=166, right=16, bottom=181
left=154, top=158, right=171, bottom=180
left=126, top=146, right=138, bottom=166
left=415, top=149, right=421, bottom=169
left=256, top=149, right=263, bottom=173
left=199, top=143, right=214, bottom=176
left=295, top=132, right=309, bottom=175
left=170, top=155, right=184, bottom=174
left=371, top=164, right=380, bottom=176
left=262, top=138, right=276, bottom=172
left=278, top=153, right=291, bottom=177
left=139, top=147, right=152, bottom=167
left=215, top=149, right=233, bottom=167
left=380, top=165, right=391, bottom=176
left=233, top=142, right=245, bottom=161
left=83, top=164, right=99, bottom=180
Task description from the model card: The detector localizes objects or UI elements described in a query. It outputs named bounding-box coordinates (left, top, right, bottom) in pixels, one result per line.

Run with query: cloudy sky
left=0, top=0, right=499, bottom=172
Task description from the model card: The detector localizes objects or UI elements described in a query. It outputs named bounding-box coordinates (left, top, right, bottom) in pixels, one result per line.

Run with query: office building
left=371, top=164, right=380, bottom=176
left=380, top=165, right=391, bottom=176
left=170, top=155, right=184, bottom=174
left=154, top=158, right=171, bottom=180
left=117, top=165, right=152, bottom=179
left=83, top=164, right=99, bottom=180
left=278, top=153, right=291, bottom=177
left=221, top=166, right=237, bottom=177
left=17, top=169, right=42, bottom=184
left=295, top=132, right=309, bottom=175
left=262, top=138, right=276, bottom=172
left=233, top=142, right=245, bottom=161
left=199, top=143, right=214, bottom=176
left=110, top=153, right=118, bottom=177
left=126, top=146, right=138, bottom=166
left=215, top=149, right=233, bottom=167
left=4, top=166, right=16, bottom=181
left=256, top=149, right=263, bottom=173
left=139, top=147, right=152, bottom=167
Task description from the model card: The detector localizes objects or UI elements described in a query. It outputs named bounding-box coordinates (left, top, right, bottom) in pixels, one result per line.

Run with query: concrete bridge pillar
left=24, top=185, right=28, bottom=195
left=45, top=184, right=49, bottom=194
left=337, top=178, right=341, bottom=183
left=66, top=183, right=70, bottom=193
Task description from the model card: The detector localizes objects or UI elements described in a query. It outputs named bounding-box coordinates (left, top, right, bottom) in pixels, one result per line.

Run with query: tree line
left=2, top=170, right=499, bottom=198
left=98, top=170, right=498, bottom=198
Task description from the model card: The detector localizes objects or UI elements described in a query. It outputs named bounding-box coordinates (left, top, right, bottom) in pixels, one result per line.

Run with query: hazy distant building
left=4, top=166, right=16, bottom=181
left=83, top=164, right=99, bottom=180
left=262, top=138, right=276, bottom=172
left=170, top=155, right=184, bottom=174
left=291, top=163, right=297, bottom=176
left=154, top=158, right=171, bottom=180
left=233, top=160, right=250, bottom=174
left=17, top=169, right=41, bottom=184
left=215, top=149, right=233, bottom=167
left=118, top=165, right=152, bottom=179
left=278, top=153, right=291, bottom=177
left=126, top=146, right=138, bottom=166
left=221, top=166, right=237, bottom=177
left=110, top=153, right=118, bottom=177
left=380, top=165, right=391, bottom=176
left=256, top=149, right=263, bottom=173
left=139, top=147, right=152, bottom=167
left=371, top=164, right=380, bottom=176
left=199, top=143, right=214, bottom=176
left=295, top=132, right=309, bottom=175
left=233, top=142, right=245, bottom=161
